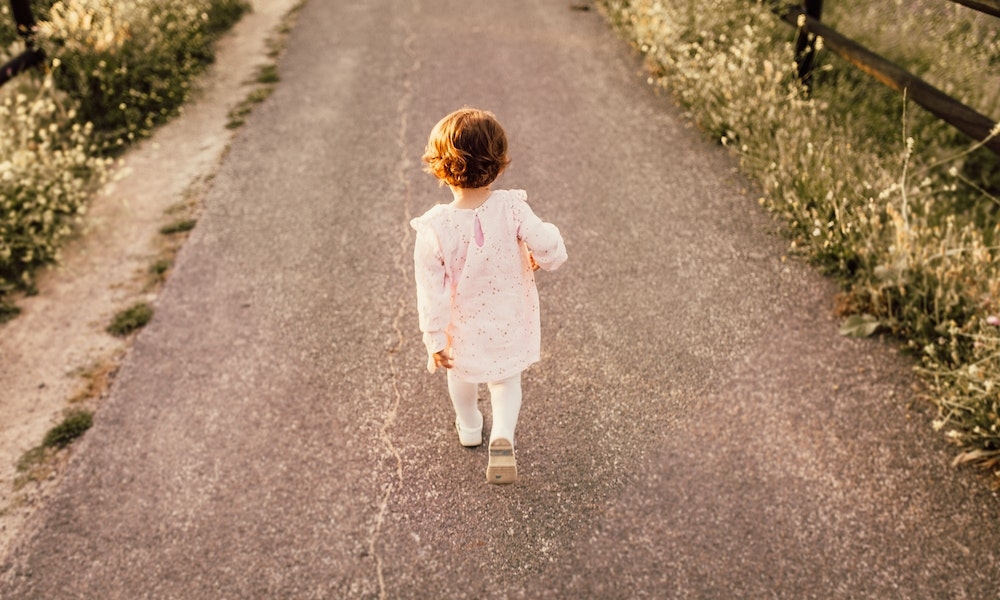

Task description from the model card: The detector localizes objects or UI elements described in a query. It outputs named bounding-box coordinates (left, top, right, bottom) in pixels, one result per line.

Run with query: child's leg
left=486, top=373, right=521, bottom=484
left=447, top=370, right=483, bottom=432
left=487, top=373, right=522, bottom=446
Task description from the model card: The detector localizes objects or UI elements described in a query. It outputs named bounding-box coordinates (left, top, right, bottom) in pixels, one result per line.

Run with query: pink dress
left=411, top=189, right=567, bottom=382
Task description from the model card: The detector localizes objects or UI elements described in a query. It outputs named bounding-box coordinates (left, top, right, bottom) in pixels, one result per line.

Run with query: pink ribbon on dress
left=474, top=214, right=485, bottom=247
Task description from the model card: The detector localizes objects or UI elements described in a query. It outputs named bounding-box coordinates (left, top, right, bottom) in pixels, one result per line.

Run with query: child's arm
left=518, top=203, right=567, bottom=272
left=413, top=224, right=452, bottom=372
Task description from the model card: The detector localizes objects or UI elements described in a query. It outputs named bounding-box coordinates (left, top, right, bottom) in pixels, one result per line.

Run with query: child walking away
left=411, top=108, right=567, bottom=484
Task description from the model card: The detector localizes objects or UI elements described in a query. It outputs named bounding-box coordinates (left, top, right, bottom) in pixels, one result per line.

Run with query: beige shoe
left=486, top=438, right=517, bottom=484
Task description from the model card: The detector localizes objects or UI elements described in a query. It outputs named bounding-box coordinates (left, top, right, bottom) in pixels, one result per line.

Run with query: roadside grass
left=11, top=182, right=189, bottom=496
left=0, top=301, right=20, bottom=324
left=0, top=0, right=305, bottom=301
left=149, top=258, right=172, bottom=282
left=159, top=219, right=198, bottom=235
left=39, top=0, right=251, bottom=153
left=227, top=74, right=277, bottom=130
left=41, top=408, right=92, bottom=448
left=106, top=302, right=153, bottom=337
left=599, top=0, right=1000, bottom=481
left=67, top=355, right=121, bottom=404
left=15, top=408, right=92, bottom=490
left=226, top=1, right=304, bottom=129
left=1, top=0, right=302, bottom=524
left=148, top=183, right=206, bottom=288
left=13, top=446, right=62, bottom=491
left=0, top=0, right=250, bottom=300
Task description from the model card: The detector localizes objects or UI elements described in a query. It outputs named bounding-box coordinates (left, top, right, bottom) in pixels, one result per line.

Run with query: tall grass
left=0, top=0, right=248, bottom=299
left=38, top=0, right=249, bottom=152
left=0, top=76, right=106, bottom=296
left=601, top=0, right=1000, bottom=478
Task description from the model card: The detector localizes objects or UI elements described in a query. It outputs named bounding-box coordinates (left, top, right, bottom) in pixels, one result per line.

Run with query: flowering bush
left=0, top=74, right=106, bottom=294
left=601, top=0, right=1000, bottom=476
left=37, top=0, right=249, bottom=151
left=0, top=0, right=247, bottom=299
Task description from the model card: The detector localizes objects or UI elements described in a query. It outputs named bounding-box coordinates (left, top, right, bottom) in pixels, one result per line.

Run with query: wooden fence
left=780, top=0, right=1000, bottom=155
left=3, top=0, right=999, bottom=156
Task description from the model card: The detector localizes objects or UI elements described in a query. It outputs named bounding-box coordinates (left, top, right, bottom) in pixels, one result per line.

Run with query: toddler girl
left=411, top=108, right=567, bottom=484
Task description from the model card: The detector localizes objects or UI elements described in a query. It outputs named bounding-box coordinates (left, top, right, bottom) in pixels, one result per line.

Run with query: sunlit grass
left=602, top=0, right=1000, bottom=478
left=0, top=0, right=247, bottom=298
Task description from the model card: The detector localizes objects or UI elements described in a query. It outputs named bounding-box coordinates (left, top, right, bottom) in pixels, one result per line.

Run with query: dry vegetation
left=601, top=0, right=1000, bottom=479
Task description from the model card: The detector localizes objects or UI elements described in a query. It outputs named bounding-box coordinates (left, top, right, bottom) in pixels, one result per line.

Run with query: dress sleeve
left=513, top=192, right=567, bottom=271
left=411, top=218, right=451, bottom=358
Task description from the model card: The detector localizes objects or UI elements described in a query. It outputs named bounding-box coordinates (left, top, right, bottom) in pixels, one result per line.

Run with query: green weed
left=159, top=219, right=197, bottom=235
left=15, top=407, right=93, bottom=489
left=225, top=5, right=298, bottom=130
left=0, top=300, right=21, bottom=323
left=149, top=258, right=171, bottom=278
left=42, top=408, right=92, bottom=448
left=227, top=85, right=274, bottom=129
left=255, top=64, right=280, bottom=85
left=107, top=302, right=153, bottom=337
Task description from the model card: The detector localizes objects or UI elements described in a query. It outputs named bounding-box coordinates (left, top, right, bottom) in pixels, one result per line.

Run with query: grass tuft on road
left=106, top=302, right=153, bottom=337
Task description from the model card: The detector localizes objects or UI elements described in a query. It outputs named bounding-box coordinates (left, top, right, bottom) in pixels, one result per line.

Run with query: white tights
left=447, top=370, right=522, bottom=445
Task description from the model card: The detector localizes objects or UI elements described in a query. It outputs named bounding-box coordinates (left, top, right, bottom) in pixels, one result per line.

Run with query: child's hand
left=426, top=334, right=453, bottom=373
left=432, top=350, right=454, bottom=369
left=528, top=252, right=540, bottom=271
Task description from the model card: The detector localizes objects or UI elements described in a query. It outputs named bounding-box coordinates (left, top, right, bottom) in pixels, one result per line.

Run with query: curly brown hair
left=422, top=108, right=511, bottom=189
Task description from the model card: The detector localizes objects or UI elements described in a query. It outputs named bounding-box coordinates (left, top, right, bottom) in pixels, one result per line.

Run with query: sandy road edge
left=0, top=0, right=303, bottom=561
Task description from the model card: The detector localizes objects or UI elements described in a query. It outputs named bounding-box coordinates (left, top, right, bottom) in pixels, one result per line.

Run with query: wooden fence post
left=1, top=0, right=46, bottom=87
left=10, top=0, right=37, bottom=37
left=794, top=0, right=823, bottom=85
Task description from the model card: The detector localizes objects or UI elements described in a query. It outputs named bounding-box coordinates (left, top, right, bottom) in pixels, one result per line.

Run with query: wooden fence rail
left=780, top=0, right=1000, bottom=155
left=949, top=0, right=1000, bottom=18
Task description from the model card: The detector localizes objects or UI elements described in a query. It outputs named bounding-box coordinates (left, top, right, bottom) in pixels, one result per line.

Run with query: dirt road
left=2, top=0, right=998, bottom=597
